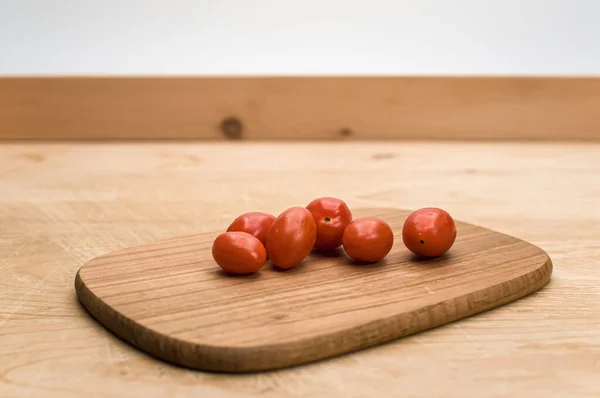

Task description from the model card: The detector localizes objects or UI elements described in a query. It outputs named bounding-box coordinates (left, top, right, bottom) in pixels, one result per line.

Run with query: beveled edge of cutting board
left=74, top=209, right=553, bottom=373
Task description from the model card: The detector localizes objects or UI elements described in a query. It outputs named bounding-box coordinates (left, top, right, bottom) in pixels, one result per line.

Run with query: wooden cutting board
left=75, top=207, right=552, bottom=373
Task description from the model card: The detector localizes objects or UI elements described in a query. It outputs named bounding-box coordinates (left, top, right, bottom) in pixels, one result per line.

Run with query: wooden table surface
left=1, top=141, right=598, bottom=398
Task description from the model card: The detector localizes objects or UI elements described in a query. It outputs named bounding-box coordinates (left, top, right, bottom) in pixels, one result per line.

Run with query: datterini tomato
left=226, top=212, right=275, bottom=247
left=212, top=231, right=267, bottom=275
left=402, top=207, right=456, bottom=257
left=266, top=206, right=317, bottom=269
left=306, top=197, right=352, bottom=250
left=342, top=217, right=394, bottom=263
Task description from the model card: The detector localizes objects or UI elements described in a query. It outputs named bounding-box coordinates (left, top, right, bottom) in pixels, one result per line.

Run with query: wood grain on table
left=1, top=142, right=599, bottom=397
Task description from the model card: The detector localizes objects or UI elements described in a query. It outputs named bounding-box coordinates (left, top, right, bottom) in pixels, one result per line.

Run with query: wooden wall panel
left=1, top=77, right=599, bottom=140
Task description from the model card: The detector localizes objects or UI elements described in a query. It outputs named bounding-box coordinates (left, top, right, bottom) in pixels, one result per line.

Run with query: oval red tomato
left=212, top=231, right=267, bottom=275
left=402, top=207, right=456, bottom=257
left=306, top=197, right=352, bottom=250
left=342, top=217, right=394, bottom=263
left=266, top=206, right=317, bottom=269
left=226, top=211, right=276, bottom=247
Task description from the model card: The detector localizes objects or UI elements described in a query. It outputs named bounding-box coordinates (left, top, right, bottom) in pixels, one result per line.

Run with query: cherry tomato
left=266, top=206, right=317, bottom=269
left=402, top=207, right=457, bottom=257
left=226, top=212, right=276, bottom=247
left=306, top=197, right=352, bottom=250
left=342, top=217, right=394, bottom=263
left=212, top=231, right=267, bottom=275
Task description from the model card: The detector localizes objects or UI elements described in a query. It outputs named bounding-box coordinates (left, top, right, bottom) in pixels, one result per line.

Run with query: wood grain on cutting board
left=75, top=207, right=552, bottom=372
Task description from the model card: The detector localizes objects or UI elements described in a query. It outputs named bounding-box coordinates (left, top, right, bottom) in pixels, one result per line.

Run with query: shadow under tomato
left=346, top=258, right=389, bottom=269
left=407, top=252, right=456, bottom=268
left=270, top=261, right=308, bottom=273
left=310, top=247, right=344, bottom=259
left=214, top=268, right=262, bottom=279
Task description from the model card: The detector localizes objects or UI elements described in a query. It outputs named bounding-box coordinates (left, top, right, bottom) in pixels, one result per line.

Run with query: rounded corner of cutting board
left=74, top=207, right=554, bottom=373
left=537, top=250, right=554, bottom=285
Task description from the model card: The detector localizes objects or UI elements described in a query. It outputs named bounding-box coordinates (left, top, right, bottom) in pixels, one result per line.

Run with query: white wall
left=1, top=0, right=599, bottom=76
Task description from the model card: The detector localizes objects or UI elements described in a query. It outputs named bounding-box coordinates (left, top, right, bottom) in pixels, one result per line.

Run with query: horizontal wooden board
left=1, top=76, right=600, bottom=141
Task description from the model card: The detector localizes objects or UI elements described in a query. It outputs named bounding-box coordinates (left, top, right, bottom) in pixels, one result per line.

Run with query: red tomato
left=226, top=212, right=276, bottom=247
left=342, top=217, right=394, bottom=263
left=266, top=206, right=317, bottom=269
left=306, top=197, right=352, bottom=250
left=212, top=231, right=267, bottom=275
left=402, top=207, right=457, bottom=257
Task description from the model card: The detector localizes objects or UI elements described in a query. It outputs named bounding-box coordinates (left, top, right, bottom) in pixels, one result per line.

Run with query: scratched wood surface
left=1, top=142, right=599, bottom=397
